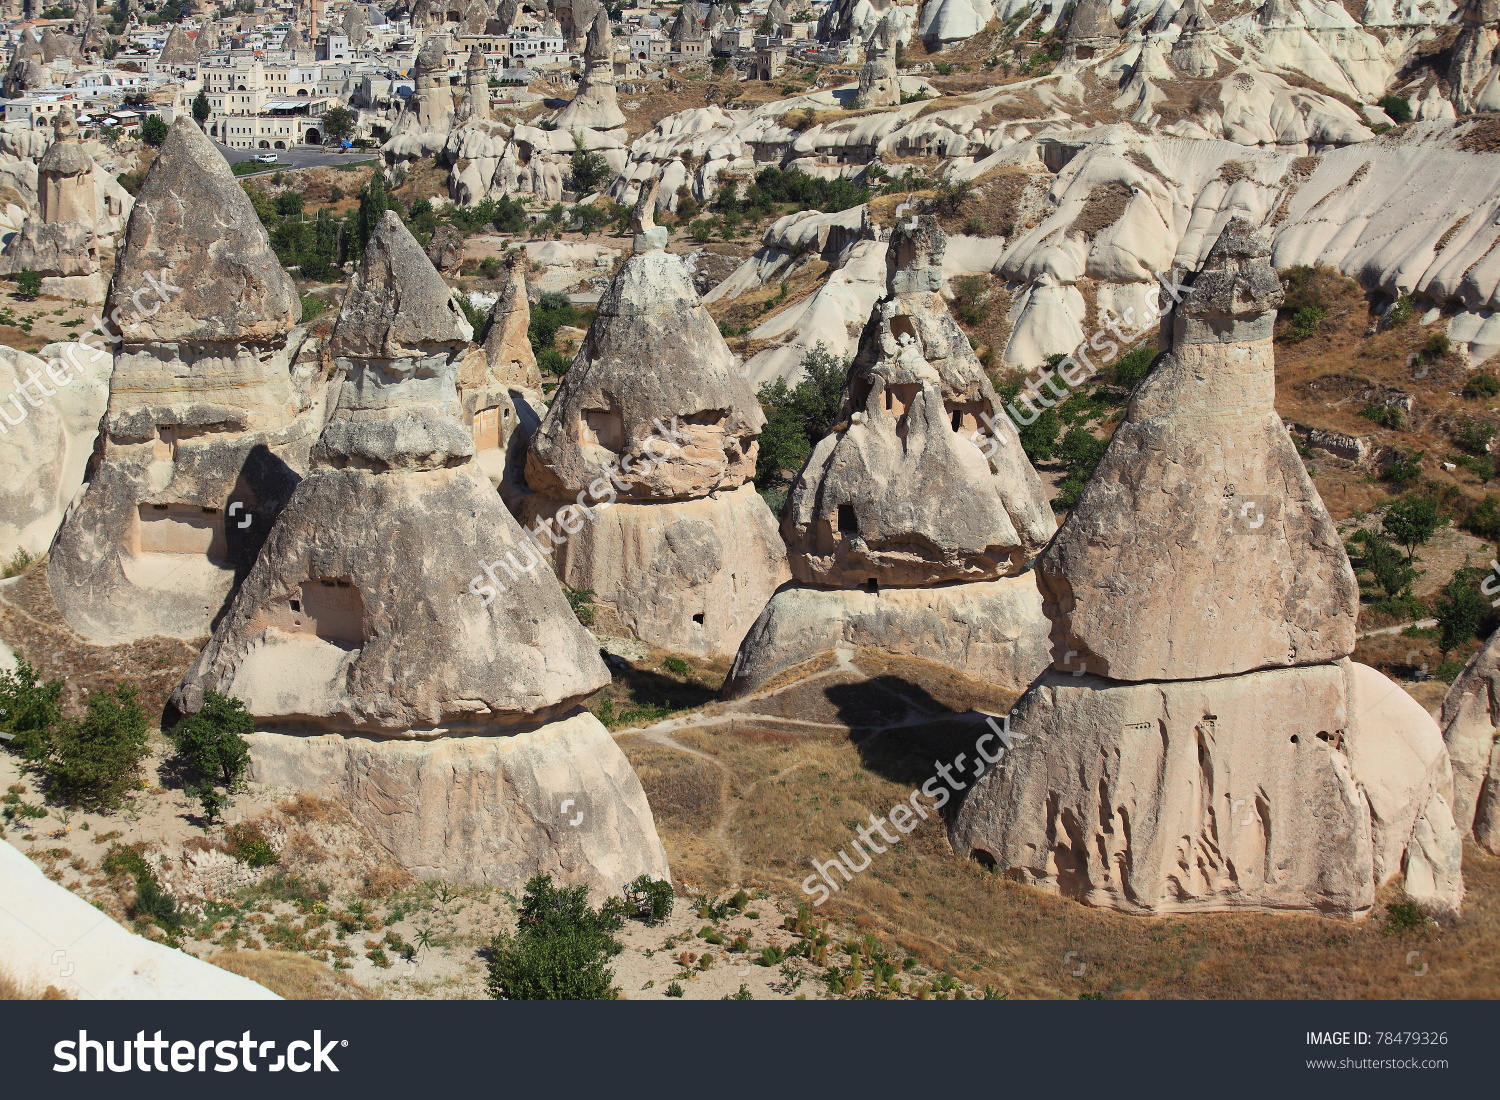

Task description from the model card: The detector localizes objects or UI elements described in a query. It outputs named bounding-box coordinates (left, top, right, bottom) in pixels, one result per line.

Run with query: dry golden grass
left=621, top=653, right=1500, bottom=999
left=207, top=951, right=376, bottom=1000
left=0, top=969, right=70, bottom=1000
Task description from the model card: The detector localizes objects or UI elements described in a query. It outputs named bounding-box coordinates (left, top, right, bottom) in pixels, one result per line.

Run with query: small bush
left=1376, top=94, right=1413, bottom=124
left=1382, top=897, right=1428, bottom=935
left=1453, top=418, right=1496, bottom=456
left=104, top=843, right=182, bottom=933
left=299, top=294, right=329, bottom=324
left=1382, top=450, right=1424, bottom=485
left=1423, top=332, right=1452, bottom=360
left=1466, top=495, right=1500, bottom=541
left=621, top=874, right=674, bottom=927
left=486, top=874, right=625, bottom=1000
left=1, top=547, right=35, bottom=578
left=1463, top=372, right=1500, bottom=399
left=224, top=822, right=280, bottom=868
left=563, top=586, right=595, bottom=627
left=14, top=269, right=41, bottom=299
left=1434, top=567, right=1488, bottom=656
left=951, top=275, right=990, bottom=326
left=664, top=981, right=684, bottom=997
left=0, top=659, right=61, bottom=761
left=1358, top=403, right=1405, bottom=430
left=1111, top=345, right=1155, bottom=389
left=274, top=190, right=304, bottom=217
left=1385, top=296, right=1415, bottom=328
left=1287, top=304, right=1326, bottom=340
left=661, top=657, right=691, bottom=677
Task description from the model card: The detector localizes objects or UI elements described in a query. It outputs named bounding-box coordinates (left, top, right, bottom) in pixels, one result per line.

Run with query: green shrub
left=754, top=344, right=849, bottom=491
left=664, top=981, right=684, bottom=997
left=104, top=843, right=182, bottom=933
left=1423, top=332, right=1452, bottom=360
left=0, top=659, right=61, bottom=761
left=224, top=822, right=280, bottom=868
left=1382, top=449, right=1424, bottom=485
left=1110, top=345, right=1155, bottom=389
left=1434, top=567, right=1488, bottom=656
left=1385, top=296, right=1415, bottom=328
left=1382, top=897, right=1428, bottom=935
left=661, top=657, right=691, bottom=677
left=1453, top=417, right=1496, bottom=456
left=1382, top=495, right=1442, bottom=560
left=44, top=683, right=148, bottom=811
left=1358, top=403, right=1405, bottom=430
left=1463, top=372, right=1500, bottom=399
left=1051, top=427, right=1108, bottom=511
left=169, top=691, right=254, bottom=820
left=1376, top=94, right=1413, bottom=123
left=951, top=275, right=990, bottom=325
left=1287, top=304, right=1326, bottom=340
left=568, top=148, right=612, bottom=194
left=486, top=874, right=625, bottom=1000
left=1352, top=530, right=1419, bottom=599
left=299, top=294, right=328, bottom=323
left=622, top=874, right=674, bottom=926
left=14, top=269, right=41, bottom=299
left=1, top=547, right=35, bottom=578
left=140, top=114, right=169, bottom=146
left=1466, top=495, right=1500, bottom=540
left=563, top=586, right=595, bottom=626
left=274, top=189, right=304, bottom=217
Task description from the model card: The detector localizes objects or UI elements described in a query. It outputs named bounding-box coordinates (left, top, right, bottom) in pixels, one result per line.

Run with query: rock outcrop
left=461, top=255, right=543, bottom=494
left=1439, top=627, right=1500, bottom=854
left=385, top=35, right=454, bottom=161
left=950, top=220, right=1464, bottom=919
left=857, top=14, right=901, bottom=107
left=47, top=118, right=318, bottom=645
left=727, top=217, right=1055, bottom=694
left=555, top=9, right=627, bottom=132
left=172, top=212, right=668, bottom=893
left=0, top=106, right=108, bottom=302
left=519, top=193, right=788, bottom=658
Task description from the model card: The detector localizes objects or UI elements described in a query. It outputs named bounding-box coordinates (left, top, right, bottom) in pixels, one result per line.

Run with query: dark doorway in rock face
left=838, top=503, right=858, bottom=535
left=866, top=578, right=879, bottom=594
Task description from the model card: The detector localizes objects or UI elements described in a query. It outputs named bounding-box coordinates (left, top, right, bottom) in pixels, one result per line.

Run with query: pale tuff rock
left=173, top=208, right=606, bottom=730
left=1062, top=0, right=1121, bottom=62
left=1448, top=0, right=1500, bottom=113
left=950, top=661, right=1463, bottom=917
left=173, top=218, right=666, bottom=890
left=412, top=0, right=491, bottom=33
left=724, top=572, right=1051, bottom=695
left=520, top=483, right=789, bottom=659
left=461, top=256, right=543, bottom=493
left=1169, top=0, right=1223, bottom=77
left=521, top=213, right=786, bottom=657
left=728, top=217, right=1052, bottom=694
left=783, top=219, right=1054, bottom=588
left=245, top=713, right=669, bottom=896
left=157, top=23, right=199, bottom=65
left=0, top=341, right=110, bottom=562
left=555, top=9, right=627, bottom=132
left=47, top=117, right=316, bottom=645
left=525, top=236, right=764, bottom=501
left=0, top=107, right=105, bottom=298
left=343, top=2, right=370, bottom=45
left=1440, top=627, right=1500, bottom=854
left=857, top=14, right=901, bottom=108
left=463, top=43, right=491, bottom=123
left=0, top=838, right=280, bottom=999
left=318, top=212, right=474, bottom=471
left=1038, top=218, right=1358, bottom=682
left=385, top=36, right=454, bottom=160
left=950, top=220, right=1463, bottom=918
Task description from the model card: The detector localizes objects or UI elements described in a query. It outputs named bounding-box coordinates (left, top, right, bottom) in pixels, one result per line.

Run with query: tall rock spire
left=554, top=8, right=625, bottom=131
left=47, top=118, right=314, bottom=645
left=950, top=218, right=1464, bottom=919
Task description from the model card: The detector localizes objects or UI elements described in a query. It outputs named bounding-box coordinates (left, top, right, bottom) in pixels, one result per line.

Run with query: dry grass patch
left=0, top=969, right=70, bottom=999
left=208, top=950, right=375, bottom=1000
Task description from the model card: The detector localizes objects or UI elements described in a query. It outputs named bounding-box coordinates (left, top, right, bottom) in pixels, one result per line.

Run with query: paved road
left=212, top=140, right=372, bottom=172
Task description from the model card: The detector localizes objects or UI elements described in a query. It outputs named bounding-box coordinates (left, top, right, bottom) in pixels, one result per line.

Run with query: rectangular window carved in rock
left=581, top=407, right=625, bottom=451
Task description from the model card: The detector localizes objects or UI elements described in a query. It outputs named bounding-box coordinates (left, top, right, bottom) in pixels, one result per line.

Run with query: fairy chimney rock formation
left=461, top=255, right=543, bottom=493
left=857, top=15, right=900, bottom=107
left=0, top=106, right=104, bottom=298
left=47, top=117, right=313, bottom=645
left=950, top=218, right=1464, bottom=919
left=554, top=8, right=626, bottom=131
left=726, top=217, right=1055, bottom=695
left=464, top=42, right=491, bottom=121
left=172, top=212, right=668, bottom=892
left=520, top=220, right=787, bottom=657
left=1439, top=628, right=1500, bottom=855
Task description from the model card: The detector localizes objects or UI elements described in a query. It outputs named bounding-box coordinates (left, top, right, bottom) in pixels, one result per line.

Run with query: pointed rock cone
left=464, top=42, right=491, bottom=121
left=459, top=254, right=544, bottom=495
left=47, top=116, right=312, bottom=645
left=554, top=7, right=626, bottom=131
left=0, top=105, right=102, bottom=285
left=950, top=219, right=1463, bottom=919
left=518, top=219, right=787, bottom=659
left=724, top=219, right=1054, bottom=697
left=173, top=213, right=667, bottom=892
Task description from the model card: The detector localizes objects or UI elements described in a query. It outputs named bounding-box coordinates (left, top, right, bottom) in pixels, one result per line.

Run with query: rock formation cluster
left=1440, top=628, right=1500, bottom=855
left=950, top=220, right=1464, bottom=918
left=727, top=217, right=1055, bottom=694
left=171, top=211, right=668, bottom=891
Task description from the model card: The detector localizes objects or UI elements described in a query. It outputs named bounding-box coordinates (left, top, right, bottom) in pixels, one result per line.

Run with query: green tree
left=356, top=169, right=394, bottom=251
left=1435, top=567, right=1487, bottom=657
left=274, top=188, right=304, bottom=217
left=487, top=874, right=625, bottom=1000
left=1382, top=496, right=1443, bottom=562
left=1356, top=531, right=1419, bottom=599
left=44, top=682, right=148, bottom=811
left=568, top=147, right=611, bottom=194
left=14, top=269, right=41, bottom=299
left=753, top=343, right=849, bottom=490
left=169, top=690, right=253, bottom=789
left=319, top=105, right=355, bottom=146
left=192, top=88, right=210, bottom=125
left=1376, top=94, right=1412, bottom=123
left=140, top=114, right=169, bottom=146
left=1052, top=427, right=1108, bottom=510
left=0, top=659, right=63, bottom=761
